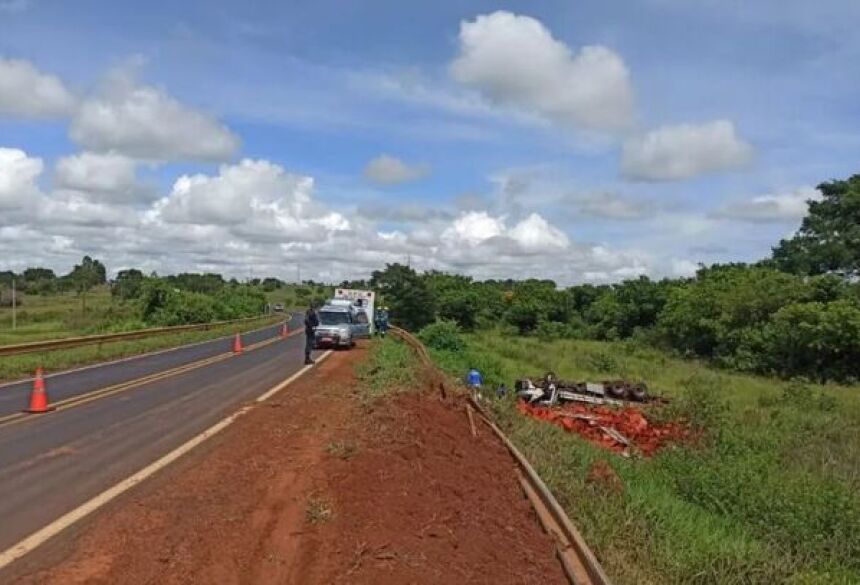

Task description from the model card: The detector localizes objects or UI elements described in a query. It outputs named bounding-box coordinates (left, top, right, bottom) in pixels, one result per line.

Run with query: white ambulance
left=330, top=288, right=376, bottom=338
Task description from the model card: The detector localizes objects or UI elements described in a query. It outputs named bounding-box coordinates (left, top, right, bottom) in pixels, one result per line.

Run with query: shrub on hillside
left=419, top=320, right=465, bottom=352
left=137, top=279, right=263, bottom=326
left=214, top=287, right=267, bottom=320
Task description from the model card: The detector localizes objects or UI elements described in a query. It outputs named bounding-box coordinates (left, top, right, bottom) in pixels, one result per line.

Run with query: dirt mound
left=13, top=347, right=567, bottom=584
left=300, top=392, right=567, bottom=584
left=518, top=401, right=688, bottom=456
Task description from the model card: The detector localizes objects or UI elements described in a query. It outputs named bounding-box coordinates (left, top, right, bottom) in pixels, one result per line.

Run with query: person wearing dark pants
left=304, top=303, right=319, bottom=365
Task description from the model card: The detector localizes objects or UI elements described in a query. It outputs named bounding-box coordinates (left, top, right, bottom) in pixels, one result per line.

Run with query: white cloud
left=69, top=70, right=239, bottom=162
left=711, top=186, right=821, bottom=223
left=508, top=213, right=569, bottom=251
left=0, top=57, right=77, bottom=119
left=621, top=120, right=753, bottom=181
left=364, top=154, right=430, bottom=185
left=0, top=150, right=692, bottom=285
left=671, top=258, right=700, bottom=277
left=0, top=147, right=43, bottom=212
left=157, top=159, right=314, bottom=226
left=441, top=211, right=506, bottom=246
left=566, top=191, right=655, bottom=220
left=54, top=151, right=153, bottom=203
left=450, top=11, right=634, bottom=132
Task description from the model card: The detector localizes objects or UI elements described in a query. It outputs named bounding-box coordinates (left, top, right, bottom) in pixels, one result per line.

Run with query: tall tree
left=370, top=263, right=436, bottom=331
left=772, top=174, right=860, bottom=276
left=113, top=269, right=145, bottom=300
left=66, top=256, right=107, bottom=313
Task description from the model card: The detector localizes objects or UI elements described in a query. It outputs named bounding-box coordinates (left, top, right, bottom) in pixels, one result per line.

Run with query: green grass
left=0, top=287, right=138, bottom=344
left=426, top=332, right=860, bottom=584
left=0, top=316, right=282, bottom=382
left=354, top=337, right=418, bottom=404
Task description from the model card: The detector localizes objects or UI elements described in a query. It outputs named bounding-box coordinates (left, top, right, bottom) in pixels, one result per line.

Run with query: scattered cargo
left=517, top=401, right=688, bottom=457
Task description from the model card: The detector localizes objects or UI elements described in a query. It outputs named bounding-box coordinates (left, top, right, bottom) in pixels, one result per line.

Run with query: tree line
left=373, top=173, right=860, bottom=383
left=3, top=173, right=858, bottom=379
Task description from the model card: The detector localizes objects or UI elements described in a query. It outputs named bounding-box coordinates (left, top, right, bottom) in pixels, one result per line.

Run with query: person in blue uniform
left=466, top=367, right=484, bottom=399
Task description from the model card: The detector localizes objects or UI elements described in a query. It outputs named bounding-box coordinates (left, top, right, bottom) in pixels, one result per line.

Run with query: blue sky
left=1, top=0, right=858, bottom=283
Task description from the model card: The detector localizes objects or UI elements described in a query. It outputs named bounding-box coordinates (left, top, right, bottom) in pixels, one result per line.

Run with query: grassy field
left=0, top=287, right=289, bottom=382
left=423, top=333, right=860, bottom=584
left=0, top=287, right=137, bottom=344
left=0, top=283, right=333, bottom=346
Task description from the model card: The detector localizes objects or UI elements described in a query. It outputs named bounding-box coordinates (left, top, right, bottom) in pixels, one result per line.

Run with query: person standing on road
left=376, top=306, right=389, bottom=337
left=304, top=302, right=319, bottom=365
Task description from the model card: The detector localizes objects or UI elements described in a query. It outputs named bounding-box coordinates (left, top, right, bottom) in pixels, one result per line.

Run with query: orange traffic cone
left=232, top=332, right=243, bottom=354
left=280, top=321, right=289, bottom=338
left=25, top=367, right=55, bottom=413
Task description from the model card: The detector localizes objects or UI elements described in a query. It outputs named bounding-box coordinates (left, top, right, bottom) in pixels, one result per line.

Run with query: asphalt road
left=0, top=314, right=302, bottom=418
left=0, top=314, right=323, bottom=579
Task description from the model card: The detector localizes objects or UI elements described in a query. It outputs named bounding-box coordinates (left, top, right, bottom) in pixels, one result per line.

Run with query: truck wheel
left=608, top=382, right=629, bottom=400
left=630, top=383, right=648, bottom=402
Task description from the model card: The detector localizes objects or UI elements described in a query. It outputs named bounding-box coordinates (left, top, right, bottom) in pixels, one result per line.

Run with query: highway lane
left=0, top=313, right=302, bottom=418
left=0, top=328, right=327, bottom=579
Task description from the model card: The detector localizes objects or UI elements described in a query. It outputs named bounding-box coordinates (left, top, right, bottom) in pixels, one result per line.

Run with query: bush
left=658, top=266, right=809, bottom=359
left=418, top=320, right=466, bottom=352
left=533, top=319, right=570, bottom=340
left=136, top=278, right=266, bottom=327
left=670, top=371, right=729, bottom=433
left=748, top=299, right=860, bottom=381
left=214, top=287, right=267, bottom=320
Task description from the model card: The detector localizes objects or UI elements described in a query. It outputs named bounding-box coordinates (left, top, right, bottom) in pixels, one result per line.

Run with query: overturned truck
left=515, top=372, right=649, bottom=407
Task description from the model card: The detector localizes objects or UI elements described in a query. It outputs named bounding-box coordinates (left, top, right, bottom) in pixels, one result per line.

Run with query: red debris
left=517, top=401, right=688, bottom=457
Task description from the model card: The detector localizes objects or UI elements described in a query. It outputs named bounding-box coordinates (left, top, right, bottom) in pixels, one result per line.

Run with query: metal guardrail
left=0, top=314, right=279, bottom=357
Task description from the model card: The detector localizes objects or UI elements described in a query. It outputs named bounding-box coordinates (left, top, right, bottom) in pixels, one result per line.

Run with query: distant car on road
left=272, top=303, right=285, bottom=312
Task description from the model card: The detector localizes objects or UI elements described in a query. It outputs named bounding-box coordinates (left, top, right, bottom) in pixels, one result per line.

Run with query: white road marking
left=0, top=349, right=333, bottom=572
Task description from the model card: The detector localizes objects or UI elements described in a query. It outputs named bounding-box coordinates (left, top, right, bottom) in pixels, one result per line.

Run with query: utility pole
left=11, top=277, right=16, bottom=331
left=297, top=263, right=301, bottom=284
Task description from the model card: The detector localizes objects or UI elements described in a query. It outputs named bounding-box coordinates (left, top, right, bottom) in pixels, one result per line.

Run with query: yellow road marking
left=0, top=318, right=288, bottom=390
left=0, top=349, right=332, bottom=572
left=0, top=330, right=304, bottom=429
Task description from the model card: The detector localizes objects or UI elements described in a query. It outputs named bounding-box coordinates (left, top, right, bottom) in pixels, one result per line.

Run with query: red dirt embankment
left=15, top=346, right=566, bottom=584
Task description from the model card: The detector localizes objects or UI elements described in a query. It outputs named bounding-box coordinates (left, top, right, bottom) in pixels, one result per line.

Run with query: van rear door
left=352, top=309, right=371, bottom=338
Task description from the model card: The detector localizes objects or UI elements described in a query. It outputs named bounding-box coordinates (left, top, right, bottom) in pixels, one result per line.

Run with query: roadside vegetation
left=355, top=337, right=418, bottom=404
left=418, top=322, right=860, bottom=584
